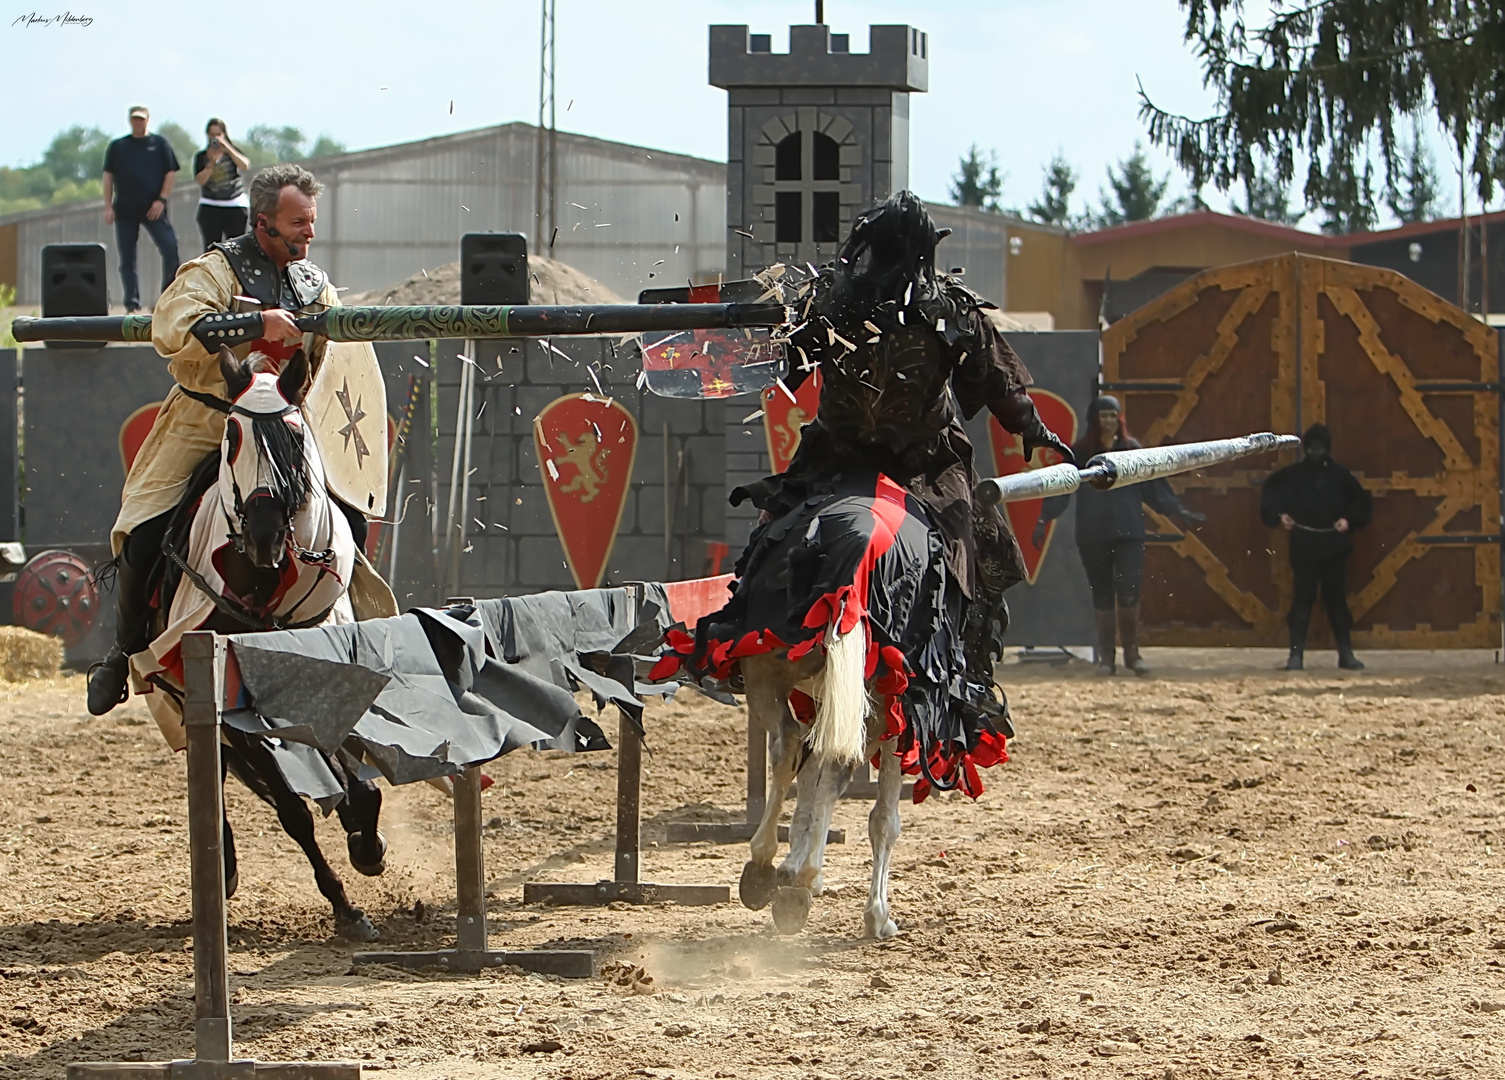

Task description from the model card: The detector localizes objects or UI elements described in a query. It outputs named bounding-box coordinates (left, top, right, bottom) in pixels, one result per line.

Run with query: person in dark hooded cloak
left=1036, top=395, right=1205, bottom=676
left=1260, top=423, right=1372, bottom=670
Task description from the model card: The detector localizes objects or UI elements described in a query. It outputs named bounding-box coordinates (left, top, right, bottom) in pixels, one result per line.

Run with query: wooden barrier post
left=524, top=585, right=730, bottom=907
left=69, top=632, right=361, bottom=1080
left=353, top=598, right=592, bottom=974
left=352, top=756, right=593, bottom=974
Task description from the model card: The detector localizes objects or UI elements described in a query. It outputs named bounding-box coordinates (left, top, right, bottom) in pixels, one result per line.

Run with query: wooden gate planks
left=1102, top=253, right=1501, bottom=649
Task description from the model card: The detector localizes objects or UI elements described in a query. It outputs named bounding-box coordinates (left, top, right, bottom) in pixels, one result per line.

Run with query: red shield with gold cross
left=761, top=368, right=820, bottom=473
left=988, top=389, right=1079, bottom=585
left=534, top=393, right=638, bottom=589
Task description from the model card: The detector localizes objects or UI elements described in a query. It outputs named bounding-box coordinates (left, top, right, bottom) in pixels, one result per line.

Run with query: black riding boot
left=1117, top=603, right=1150, bottom=677
left=1093, top=608, right=1116, bottom=676
left=1334, top=626, right=1364, bottom=670
left=963, top=591, right=1014, bottom=737
left=86, top=558, right=153, bottom=715
left=1285, top=604, right=1311, bottom=671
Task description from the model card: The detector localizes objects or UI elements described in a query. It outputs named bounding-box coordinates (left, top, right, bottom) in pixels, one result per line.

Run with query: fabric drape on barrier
left=225, top=588, right=667, bottom=804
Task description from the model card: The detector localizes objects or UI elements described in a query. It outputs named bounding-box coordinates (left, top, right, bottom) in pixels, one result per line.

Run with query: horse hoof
left=863, top=913, right=899, bottom=940
left=337, top=911, right=380, bottom=942
left=739, top=860, right=778, bottom=911
left=774, top=863, right=797, bottom=887
left=771, top=886, right=812, bottom=935
left=348, top=831, right=388, bottom=877
left=225, top=868, right=239, bottom=900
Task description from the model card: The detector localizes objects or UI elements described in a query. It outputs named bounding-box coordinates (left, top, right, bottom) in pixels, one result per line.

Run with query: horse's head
left=218, top=346, right=313, bottom=569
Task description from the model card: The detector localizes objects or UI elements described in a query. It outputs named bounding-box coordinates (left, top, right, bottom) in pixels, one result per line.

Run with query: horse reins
left=171, top=385, right=337, bottom=631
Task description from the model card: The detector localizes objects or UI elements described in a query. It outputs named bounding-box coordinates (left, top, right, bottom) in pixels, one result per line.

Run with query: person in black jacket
left=1260, top=423, right=1373, bottom=670
left=1036, top=395, right=1205, bottom=676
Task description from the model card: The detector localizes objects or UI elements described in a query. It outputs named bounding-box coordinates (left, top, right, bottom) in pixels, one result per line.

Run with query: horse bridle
left=184, top=387, right=336, bottom=571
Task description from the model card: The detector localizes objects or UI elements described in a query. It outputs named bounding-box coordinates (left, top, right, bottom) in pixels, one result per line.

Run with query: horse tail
left=807, top=618, right=870, bottom=766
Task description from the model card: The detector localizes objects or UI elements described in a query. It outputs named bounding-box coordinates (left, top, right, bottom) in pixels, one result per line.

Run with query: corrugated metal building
left=0, top=122, right=727, bottom=306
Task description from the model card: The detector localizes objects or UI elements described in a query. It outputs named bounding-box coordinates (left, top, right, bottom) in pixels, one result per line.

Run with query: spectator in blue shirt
left=102, top=106, right=180, bottom=312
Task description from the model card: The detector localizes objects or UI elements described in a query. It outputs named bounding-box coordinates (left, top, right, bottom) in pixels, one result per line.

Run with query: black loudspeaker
left=460, top=233, right=529, bottom=306
left=42, top=243, right=108, bottom=350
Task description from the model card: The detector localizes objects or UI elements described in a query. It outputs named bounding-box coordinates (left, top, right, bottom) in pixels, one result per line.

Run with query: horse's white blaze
left=807, top=620, right=869, bottom=766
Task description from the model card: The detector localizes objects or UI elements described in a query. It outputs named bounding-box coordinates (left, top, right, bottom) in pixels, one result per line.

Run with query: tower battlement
left=709, top=24, right=927, bottom=92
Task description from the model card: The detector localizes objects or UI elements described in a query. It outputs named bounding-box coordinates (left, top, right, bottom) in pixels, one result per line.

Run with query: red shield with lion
left=761, top=368, right=820, bottom=473
left=988, top=389, right=1079, bottom=585
left=533, top=393, right=638, bottom=589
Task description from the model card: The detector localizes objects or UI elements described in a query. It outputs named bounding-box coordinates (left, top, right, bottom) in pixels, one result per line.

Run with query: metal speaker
left=41, top=243, right=108, bottom=350
left=460, top=233, right=529, bottom=306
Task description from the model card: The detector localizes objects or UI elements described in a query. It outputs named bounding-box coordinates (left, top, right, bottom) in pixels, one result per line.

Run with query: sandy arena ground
left=1, top=648, right=1503, bottom=1080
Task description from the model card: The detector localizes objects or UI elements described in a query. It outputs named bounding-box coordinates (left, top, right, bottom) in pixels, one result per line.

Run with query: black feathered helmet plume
left=823, top=190, right=952, bottom=322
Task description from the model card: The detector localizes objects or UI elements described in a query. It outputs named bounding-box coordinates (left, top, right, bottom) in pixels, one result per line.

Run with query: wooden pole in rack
left=68, top=631, right=361, bottom=1080
left=182, top=632, right=232, bottom=1062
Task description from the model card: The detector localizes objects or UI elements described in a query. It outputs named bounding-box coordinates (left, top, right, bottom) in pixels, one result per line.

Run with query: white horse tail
left=807, top=618, right=870, bottom=766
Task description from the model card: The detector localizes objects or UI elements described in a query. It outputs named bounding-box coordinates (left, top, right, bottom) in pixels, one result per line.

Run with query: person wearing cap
left=1036, top=395, right=1205, bottom=677
left=1260, top=423, right=1372, bottom=670
left=102, top=105, right=181, bottom=312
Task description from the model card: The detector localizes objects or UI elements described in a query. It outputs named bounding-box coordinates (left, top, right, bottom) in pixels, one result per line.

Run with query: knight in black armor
left=733, top=192, right=1072, bottom=722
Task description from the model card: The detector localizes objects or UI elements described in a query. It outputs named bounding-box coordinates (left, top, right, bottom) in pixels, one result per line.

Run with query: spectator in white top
left=192, top=118, right=251, bottom=250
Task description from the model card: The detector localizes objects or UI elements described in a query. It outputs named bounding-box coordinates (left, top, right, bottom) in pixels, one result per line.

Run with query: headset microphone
left=261, top=223, right=303, bottom=259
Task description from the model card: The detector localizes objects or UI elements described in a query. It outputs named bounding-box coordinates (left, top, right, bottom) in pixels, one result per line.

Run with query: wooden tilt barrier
left=68, top=633, right=364, bottom=1080
left=524, top=580, right=735, bottom=906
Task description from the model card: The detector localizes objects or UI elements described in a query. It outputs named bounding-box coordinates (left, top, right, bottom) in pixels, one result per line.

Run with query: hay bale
left=0, top=625, right=63, bottom=682
left=344, top=256, right=623, bottom=307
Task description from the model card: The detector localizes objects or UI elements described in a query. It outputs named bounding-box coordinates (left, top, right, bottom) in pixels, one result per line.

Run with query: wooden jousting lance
left=975, top=432, right=1301, bottom=505
left=9, top=302, right=788, bottom=343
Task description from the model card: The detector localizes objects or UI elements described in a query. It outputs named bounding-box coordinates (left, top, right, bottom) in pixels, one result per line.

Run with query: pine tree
left=950, top=145, right=1004, bottom=213
left=1095, top=142, right=1169, bottom=227
left=1386, top=129, right=1442, bottom=223
left=1233, top=163, right=1301, bottom=225
left=1140, top=2, right=1505, bottom=220
left=1027, top=152, right=1078, bottom=226
left=1315, top=159, right=1378, bottom=235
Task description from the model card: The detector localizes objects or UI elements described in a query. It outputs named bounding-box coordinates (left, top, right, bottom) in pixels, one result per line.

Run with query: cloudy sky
left=0, top=0, right=1440, bottom=227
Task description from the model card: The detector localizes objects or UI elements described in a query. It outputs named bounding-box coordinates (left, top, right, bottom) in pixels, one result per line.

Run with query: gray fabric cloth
left=225, top=588, right=667, bottom=802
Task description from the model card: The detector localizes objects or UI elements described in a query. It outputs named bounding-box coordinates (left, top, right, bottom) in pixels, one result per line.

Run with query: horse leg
left=332, top=749, right=387, bottom=876
left=739, top=655, right=800, bottom=912
left=863, top=738, right=903, bottom=940
left=772, top=756, right=849, bottom=934
left=224, top=730, right=379, bottom=942
left=221, top=756, right=239, bottom=900
left=776, top=766, right=818, bottom=887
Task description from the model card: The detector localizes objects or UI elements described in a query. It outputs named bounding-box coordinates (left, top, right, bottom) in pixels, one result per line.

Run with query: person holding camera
left=192, top=119, right=251, bottom=250
left=1036, top=395, right=1206, bottom=677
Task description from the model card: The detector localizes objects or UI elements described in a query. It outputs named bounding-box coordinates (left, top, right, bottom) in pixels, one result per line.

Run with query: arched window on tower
left=772, top=128, right=845, bottom=248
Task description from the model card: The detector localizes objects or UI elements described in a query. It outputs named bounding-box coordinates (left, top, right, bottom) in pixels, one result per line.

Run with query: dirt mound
left=344, top=257, right=623, bottom=307
left=0, top=625, right=62, bottom=682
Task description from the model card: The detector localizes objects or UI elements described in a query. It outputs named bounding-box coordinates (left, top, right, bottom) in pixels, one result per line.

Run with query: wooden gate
left=1101, top=253, right=1501, bottom=648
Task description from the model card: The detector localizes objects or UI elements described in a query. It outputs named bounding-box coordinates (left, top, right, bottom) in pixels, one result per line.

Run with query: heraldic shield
left=988, top=389, right=1079, bottom=585
left=761, top=367, right=821, bottom=473
left=303, top=340, right=389, bottom=519
left=533, top=393, right=639, bottom=589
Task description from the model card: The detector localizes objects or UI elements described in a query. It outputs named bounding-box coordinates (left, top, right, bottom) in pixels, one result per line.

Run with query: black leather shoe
left=1337, top=650, right=1365, bottom=670
left=1284, top=648, right=1304, bottom=671
left=86, top=650, right=131, bottom=716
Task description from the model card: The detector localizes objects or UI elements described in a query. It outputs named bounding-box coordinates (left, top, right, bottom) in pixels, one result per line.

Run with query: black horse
left=142, top=346, right=387, bottom=941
